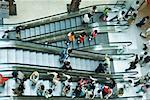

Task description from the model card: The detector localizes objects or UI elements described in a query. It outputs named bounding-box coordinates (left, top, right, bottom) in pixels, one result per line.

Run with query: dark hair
left=90, top=94, right=94, bottom=98
left=88, top=13, right=92, bottom=18
left=133, top=13, right=137, bottom=17
left=145, top=84, right=150, bottom=88
left=12, top=71, right=18, bottom=78
left=66, top=61, right=70, bottom=65
left=41, top=85, right=45, bottom=90
left=103, top=63, right=108, bottom=66
left=144, top=52, right=148, bottom=55
left=5, top=30, right=9, bottom=33
left=146, top=16, right=149, bottom=19
left=120, top=88, right=124, bottom=90
left=82, top=32, right=87, bottom=36
left=68, top=49, right=72, bottom=53
left=18, top=83, right=25, bottom=91
left=66, top=85, right=71, bottom=90
left=136, top=1, right=139, bottom=4
left=105, top=7, right=111, bottom=11
left=68, top=77, right=72, bottom=82
left=125, top=15, right=128, bottom=18
left=93, top=6, right=97, bottom=10
left=99, top=63, right=103, bottom=66
left=48, top=89, right=52, bottom=94
left=108, top=8, right=111, bottom=10
left=128, top=80, right=132, bottom=83
left=57, top=74, right=61, bottom=78
left=122, top=11, right=125, bottom=15
left=98, top=90, right=101, bottom=93
left=94, top=30, right=98, bottom=33
left=106, top=15, right=108, bottom=18
left=71, top=32, right=74, bottom=35
left=110, top=58, right=113, bottom=61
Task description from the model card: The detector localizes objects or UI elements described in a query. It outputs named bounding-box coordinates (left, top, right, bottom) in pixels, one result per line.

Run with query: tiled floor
left=108, top=2, right=150, bottom=99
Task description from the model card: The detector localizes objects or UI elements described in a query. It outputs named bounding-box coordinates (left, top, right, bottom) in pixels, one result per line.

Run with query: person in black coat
left=95, top=63, right=106, bottom=73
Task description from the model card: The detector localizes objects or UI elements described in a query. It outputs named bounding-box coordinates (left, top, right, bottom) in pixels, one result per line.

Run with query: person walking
left=136, top=16, right=149, bottom=27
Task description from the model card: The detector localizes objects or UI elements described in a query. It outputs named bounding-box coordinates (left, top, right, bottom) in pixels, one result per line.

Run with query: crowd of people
left=0, top=0, right=150, bottom=99
left=65, top=30, right=98, bottom=46
left=0, top=71, right=118, bottom=99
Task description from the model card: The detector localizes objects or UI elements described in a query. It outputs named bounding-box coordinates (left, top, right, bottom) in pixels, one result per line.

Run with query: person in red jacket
left=102, top=85, right=113, bottom=99
left=89, top=30, right=98, bottom=41
left=0, top=74, right=8, bottom=86
left=77, top=32, right=87, bottom=44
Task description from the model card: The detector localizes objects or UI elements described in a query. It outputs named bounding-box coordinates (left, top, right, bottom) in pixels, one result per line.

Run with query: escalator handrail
left=0, top=62, right=138, bottom=76
left=0, top=95, right=143, bottom=99
left=111, top=71, right=138, bottom=76
left=73, top=41, right=132, bottom=49
left=110, top=95, right=143, bottom=99
left=107, top=42, right=132, bottom=46
left=0, top=63, right=138, bottom=80
left=0, top=39, right=135, bottom=58
left=0, top=63, right=119, bottom=79
left=2, top=4, right=125, bottom=26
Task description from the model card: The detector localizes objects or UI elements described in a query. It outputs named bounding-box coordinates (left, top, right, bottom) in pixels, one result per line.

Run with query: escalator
left=0, top=39, right=136, bottom=76
left=4, top=4, right=128, bottom=41
left=44, top=32, right=134, bottom=60
left=0, top=39, right=102, bottom=71
left=0, top=39, right=139, bottom=98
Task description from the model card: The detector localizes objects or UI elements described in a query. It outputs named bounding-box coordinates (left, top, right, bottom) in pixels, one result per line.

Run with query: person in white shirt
left=30, top=71, right=39, bottom=86
left=44, top=89, right=53, bottom=98
left=47, top=72, right=61, bottom=86
left=117, top=11, right=126, bottom=24
left=140, top=28, right=150, bottom=38
left=85, top=89, right=94, bottom=99
left=62, top=73, right=73, bottom=96
left=83, top=14, right=90, bottom=24
left=36, top=82, right=45, bottom=96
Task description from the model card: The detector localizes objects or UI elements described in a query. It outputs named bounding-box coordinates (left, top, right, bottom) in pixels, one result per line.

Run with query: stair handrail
left=0, top=39, right=135, bottom=59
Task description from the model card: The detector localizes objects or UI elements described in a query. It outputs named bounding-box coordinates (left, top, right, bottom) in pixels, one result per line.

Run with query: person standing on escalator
left=77, top=32, right=87, bottom=44
left=90, top=6, right=97, bottom=16
left=47, top=72, right=61, bottom=87
left=0, top=74, right=8, bottom=87
left=88, top=30, right=97, bottom=41
left=30, top=71, right=39, bottom=86
left=62, top=73, right=73, bottom=96
left=59, top=48, right=72, bottom=63
left=83, top=13, right=90, bottom=24
left=15, top=25, right=23, bottom=40
left=66, top=32, right=75, bottom=46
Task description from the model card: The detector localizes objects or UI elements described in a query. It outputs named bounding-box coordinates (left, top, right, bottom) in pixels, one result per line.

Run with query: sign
left=0, top=1, right=9, bottom=18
